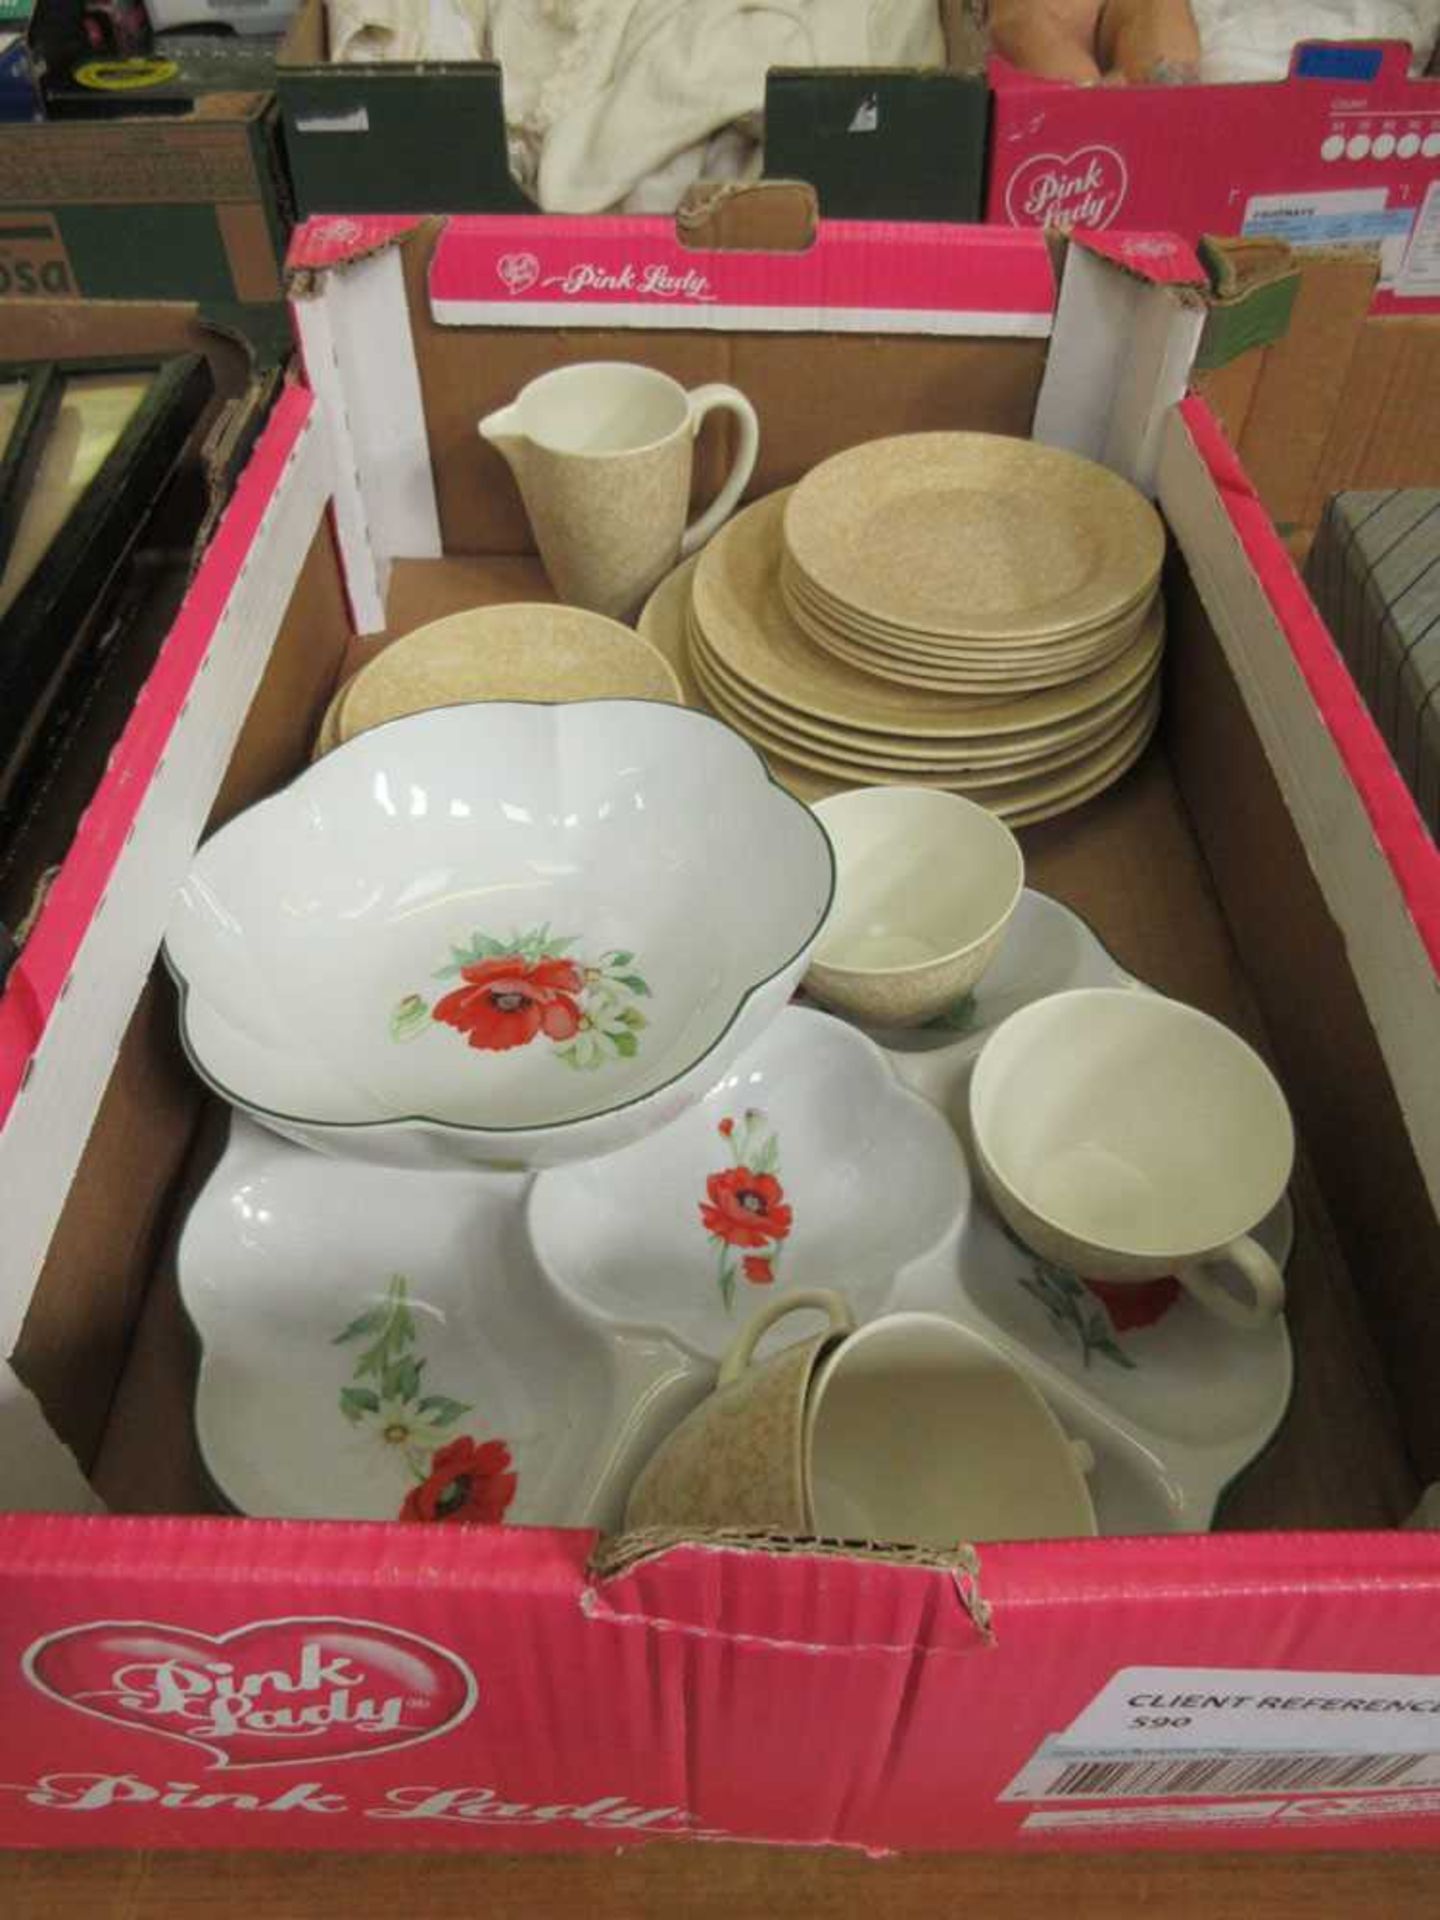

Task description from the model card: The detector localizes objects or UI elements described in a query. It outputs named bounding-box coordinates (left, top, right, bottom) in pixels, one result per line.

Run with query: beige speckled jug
left=480, top=362, right=759, bottom=620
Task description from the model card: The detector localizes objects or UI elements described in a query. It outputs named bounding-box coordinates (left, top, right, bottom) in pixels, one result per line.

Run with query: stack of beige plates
left=779, top=433, right=1165, bottom=698
left=313, top=602, right=682, bottom=757
left=639, top=462, right=1166, bottom=825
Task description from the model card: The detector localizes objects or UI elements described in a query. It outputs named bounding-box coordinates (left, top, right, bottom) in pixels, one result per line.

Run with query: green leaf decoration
left=720, top=1261, right=736, bottom=1314
left=618, top=1007, right=647, bottom=1030
left=611, top=1030, right=639, bottom=1058
left=606, top=950, right=634, bottom=968
left=931, top=991, right=979, bottom=1034
left=382, top=1355, right=423, bottom=1403
left=390, top=994, right=430, bottom=1043
left=333, top=1307, right=387, bottom=1346
left=1015, top=1259, right=1137, bottom=1372
left=417, top=1394, right=471, bottom=1424
left=751, top=1133, right=780, bottom=1177
left=615, top=974, right=651, bottom=997
left=339, top=1386, right=381, bottom=1421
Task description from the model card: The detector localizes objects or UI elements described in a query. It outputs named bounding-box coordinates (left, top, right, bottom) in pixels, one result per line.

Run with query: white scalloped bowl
left=164, top=701, right=835, bottom=1170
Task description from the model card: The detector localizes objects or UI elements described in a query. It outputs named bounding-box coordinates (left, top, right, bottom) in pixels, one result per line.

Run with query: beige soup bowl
left=804, top=788, right=1025, bottom=1027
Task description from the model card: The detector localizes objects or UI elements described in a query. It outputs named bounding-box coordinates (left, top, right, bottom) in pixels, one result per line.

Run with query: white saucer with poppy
left=527, top=1005, right=969, bottom=1362
left=177, top=1116, right=713, bottom=1530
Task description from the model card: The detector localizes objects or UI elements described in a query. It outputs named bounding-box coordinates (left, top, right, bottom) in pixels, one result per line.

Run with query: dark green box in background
left=0, top=95, right=292, bottom=362
left=276, top=0, right=988, bottom=224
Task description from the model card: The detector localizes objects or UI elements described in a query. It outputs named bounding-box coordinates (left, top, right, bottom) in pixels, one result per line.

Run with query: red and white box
left=0, top=215, right=1438, bottom=1866
left=987, top=41, right=1440, bottom=314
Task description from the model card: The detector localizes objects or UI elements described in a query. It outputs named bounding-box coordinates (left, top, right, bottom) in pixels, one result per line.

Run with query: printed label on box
left=1395, top=181, right=1440, bottom=299
left=0, top=212, right=73, bottom=296
left=1003, top=1666, right=1440, bottom=1805
left=1242, top=189, right=1415, bottom=283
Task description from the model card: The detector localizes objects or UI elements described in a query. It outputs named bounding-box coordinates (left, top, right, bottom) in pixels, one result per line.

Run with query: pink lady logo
left=23, top=1619, right=477, bottom=1769
left=497, top=251, right=540, bottom=295
left=1004, top=146, right=1129, bottom=232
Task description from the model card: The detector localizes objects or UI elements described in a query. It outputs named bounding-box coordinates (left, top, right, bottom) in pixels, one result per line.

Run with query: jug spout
left=478, top=403, right=526, bottom=454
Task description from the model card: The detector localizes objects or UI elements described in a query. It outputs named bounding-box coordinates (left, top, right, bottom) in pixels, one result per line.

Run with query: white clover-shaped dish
left=164, top=701, right=835, bottom=1170
left=527, top=1006, right=969, bottom=1359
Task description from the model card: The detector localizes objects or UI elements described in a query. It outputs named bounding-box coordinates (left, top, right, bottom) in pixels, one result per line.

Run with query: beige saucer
left=312, top=678, right=349, bottom=760
left=333, top=602, right=682, bottom=747
left=693, top=492, right=1164, bottom=742
left=786, top=590, right=1144, bottom=694
left=781, top=554, right=1157, bottom=668
left=784, top=432, right=1165, bottom=642
left=636, top=554, right=705, bottom=707
left=691, top=640, right=1157, bottom=793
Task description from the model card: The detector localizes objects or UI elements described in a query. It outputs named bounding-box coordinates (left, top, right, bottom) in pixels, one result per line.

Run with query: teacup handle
left=681, top=385, right=760, bottom=558
left=718, top=1289, right=855, bottom=1387
left=1176, top=1236, right=1285, bottom=1331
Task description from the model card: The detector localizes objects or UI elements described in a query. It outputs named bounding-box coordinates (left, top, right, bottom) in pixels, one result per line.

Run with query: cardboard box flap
left=590, top=1530, right=994, bottom=1647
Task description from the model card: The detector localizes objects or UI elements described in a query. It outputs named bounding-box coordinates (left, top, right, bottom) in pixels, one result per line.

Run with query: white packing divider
left=0, top=405, right=333, bottom=1393
left=1034, top=245, right=1207, bottom=494
left=0, top=1363, right=103, bottom=1514
left=1158, top=408, right=1440, bottom=1212
left=292, top=245, right=439, bottom=636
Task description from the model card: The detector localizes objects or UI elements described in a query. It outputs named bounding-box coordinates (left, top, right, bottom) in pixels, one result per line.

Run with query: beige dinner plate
left=639, top=553, right=1163, bottom=766
left=723, top=706, right=1158, bottom=823
left=693, top=491, right=1164, bottom=740
left=781, top=554, right=1158, bottom=666
left=784, top=433, right=1166, bottom=642
left=713, top=677, right=1161, bottom=822
left=690, top=607, right=1159, bottom=771
left=335, top=602, right=682, bottom=745
left=691, top=639, right=1157, bottom=790
left=786, top=590, right=1143, bottom=694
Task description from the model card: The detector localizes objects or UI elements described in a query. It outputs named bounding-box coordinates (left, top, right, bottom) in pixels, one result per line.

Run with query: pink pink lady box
left=987, top=41, right=1440, bottom=315
left=0, top=213, right=1438, bottom=1860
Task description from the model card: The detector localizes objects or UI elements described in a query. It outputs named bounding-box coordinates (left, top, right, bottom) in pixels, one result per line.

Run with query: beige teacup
left=624, top=1291, right=1096, bottom=1545
left=479, top=362, right=759, bottom=620
left=969, top=987, right=1296, bottom=1331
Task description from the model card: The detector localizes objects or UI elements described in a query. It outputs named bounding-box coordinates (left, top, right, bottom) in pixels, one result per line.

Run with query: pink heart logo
left=497, top=250, right=540, bottom=295
left=1004, top=145, right=1129, bottom=231
left=24, top=1619, right=477, bottom=1769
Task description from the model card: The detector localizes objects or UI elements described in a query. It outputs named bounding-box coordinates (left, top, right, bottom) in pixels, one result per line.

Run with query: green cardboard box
left=276, top=0, right=988, bottom=223
left=0, top=93, right=292, bottom=360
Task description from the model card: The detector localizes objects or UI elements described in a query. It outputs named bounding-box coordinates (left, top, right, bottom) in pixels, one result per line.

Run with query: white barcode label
left=1009, top=1746, right=1440, bottom=1803
left=1004, top=1668, right=1440, bottom=1809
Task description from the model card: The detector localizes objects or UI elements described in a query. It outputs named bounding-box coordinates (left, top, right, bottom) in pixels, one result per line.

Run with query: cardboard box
left=1194, top=243, right=1440, bottom=544
left=987, top=40, right=1440, bottom=316
left=0, top=91, right=292, bottom=357
left=0, top=217, right=1438, bottom=1865
left=276, top=0, right=988, bottom=222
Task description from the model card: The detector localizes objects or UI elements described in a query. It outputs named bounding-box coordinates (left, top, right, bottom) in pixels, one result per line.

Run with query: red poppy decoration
left=700, top=1112, right=793, bottom=1311
left=432, top=955, right=583, bottom=1054
left=701, top=1167, right=794, bottom=1249
left=399, top=1436, right=518, bottom=1526
left=1083, top=1274, right=1182, bottom=1332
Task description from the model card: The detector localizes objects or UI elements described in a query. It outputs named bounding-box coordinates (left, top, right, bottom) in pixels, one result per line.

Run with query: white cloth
left=326, top=0, right=488, bottom=64
left=324, top=0, right=945, bottom=213
left=1191, top=0, right=1439, bottom=82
